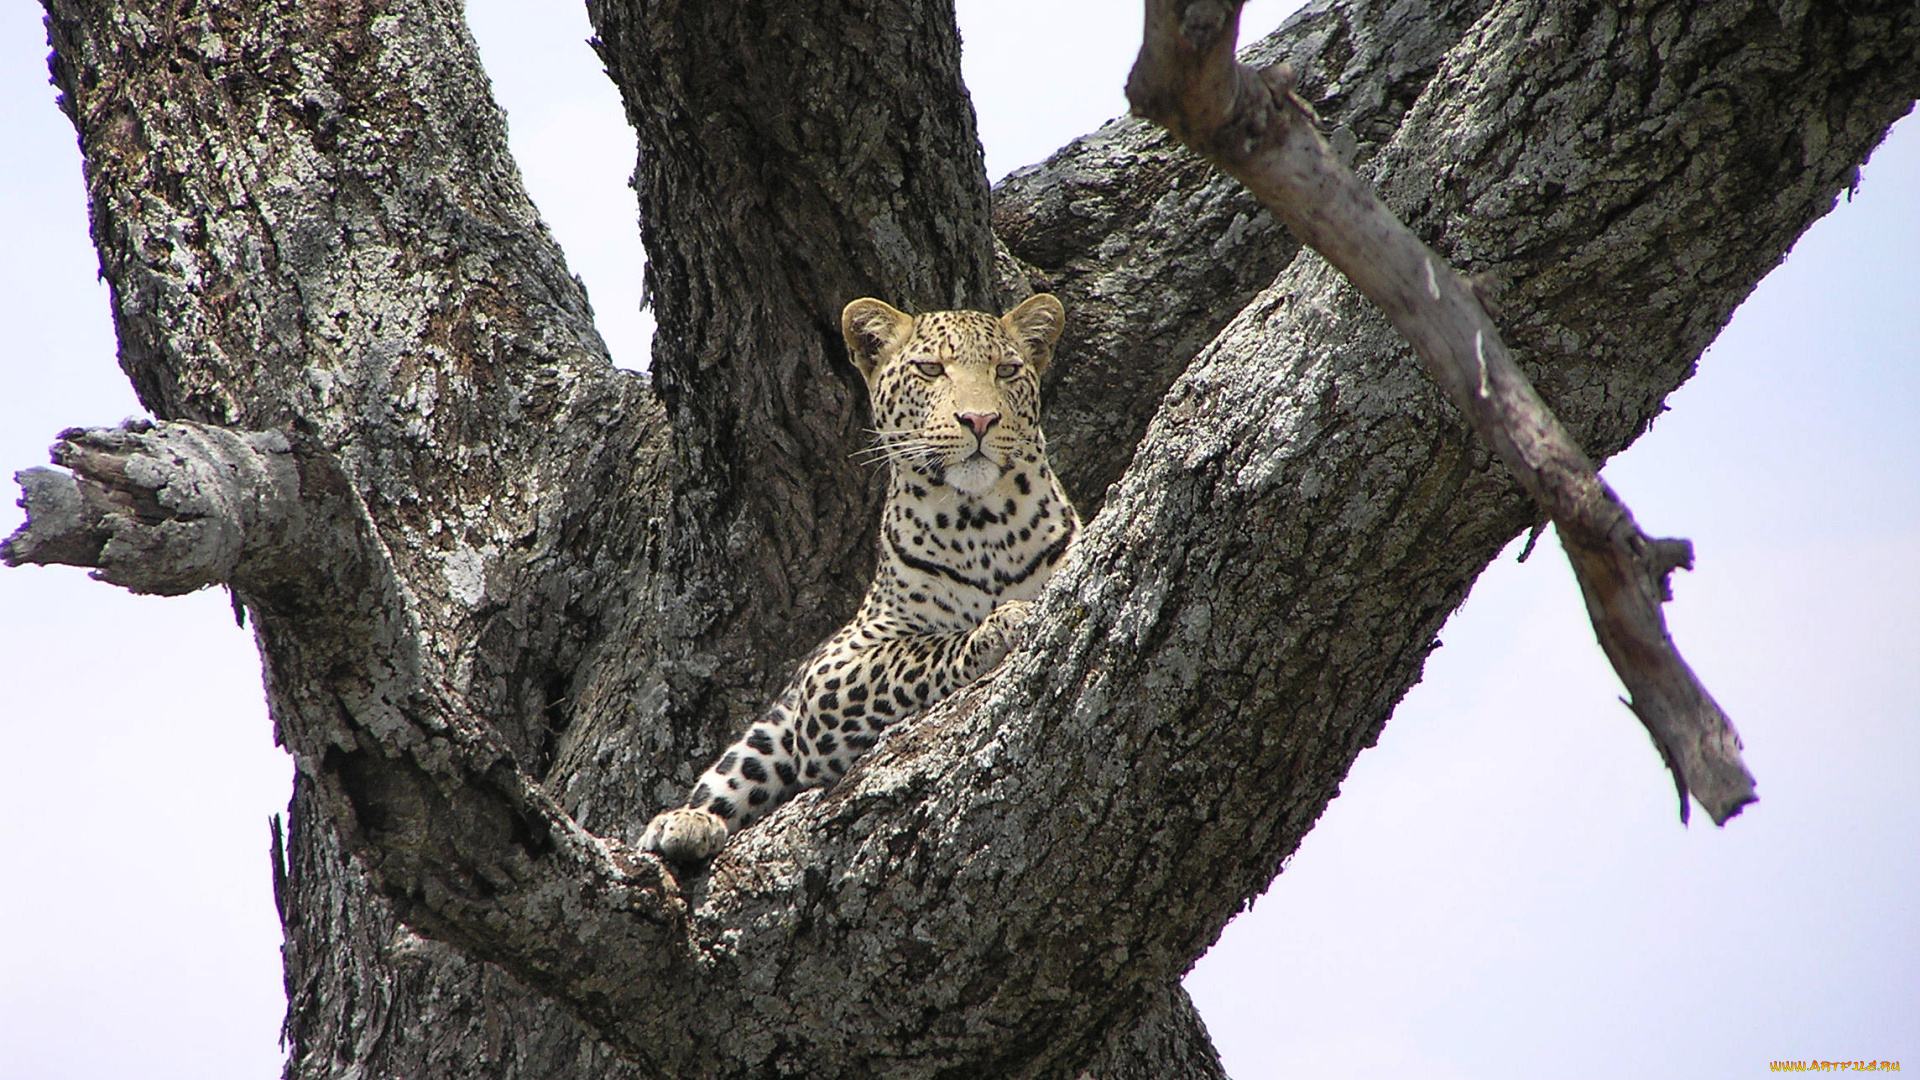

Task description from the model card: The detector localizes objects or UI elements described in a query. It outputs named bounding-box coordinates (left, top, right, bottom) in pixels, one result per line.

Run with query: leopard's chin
left=946, top=456, right=1004, bottom=496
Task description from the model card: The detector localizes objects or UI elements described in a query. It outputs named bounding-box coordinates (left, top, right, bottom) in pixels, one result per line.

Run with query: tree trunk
left=15, top=0, right=1916, bottom=1077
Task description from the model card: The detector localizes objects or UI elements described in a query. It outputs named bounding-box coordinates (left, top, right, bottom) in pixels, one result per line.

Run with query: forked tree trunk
left=15, top=0, right=1917, bottom=1077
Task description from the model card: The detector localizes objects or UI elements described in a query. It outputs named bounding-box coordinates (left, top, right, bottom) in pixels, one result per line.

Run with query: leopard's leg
left=641, top=690, right=811, bottom=865
left=916, top=599, right=1031, bottom=696
left=813, top=600, right=1033, bottom=761
left=640, top=604, right=1030, bottom=865
left=952, top=598, right=1031, bottom=680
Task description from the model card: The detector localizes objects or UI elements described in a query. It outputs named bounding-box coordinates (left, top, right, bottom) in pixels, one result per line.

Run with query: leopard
left=639, top=293, right=1079, bottom=864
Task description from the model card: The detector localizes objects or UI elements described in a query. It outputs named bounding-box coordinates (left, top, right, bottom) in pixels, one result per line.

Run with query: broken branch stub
left=1125, top=0, right=1756, bottom=824
left=5, top=421, right=298, bottom=596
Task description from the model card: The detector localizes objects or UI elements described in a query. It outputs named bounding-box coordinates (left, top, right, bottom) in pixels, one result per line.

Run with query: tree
left=5, top=0, right=1915, bottom=1077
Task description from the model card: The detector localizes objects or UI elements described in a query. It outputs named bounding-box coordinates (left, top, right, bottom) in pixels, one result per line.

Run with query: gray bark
left=10, top=0, right=1916, bottom=1078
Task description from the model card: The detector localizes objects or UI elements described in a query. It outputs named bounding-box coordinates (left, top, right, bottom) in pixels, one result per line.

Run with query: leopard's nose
left=956, top=411, right=1001, bottom=437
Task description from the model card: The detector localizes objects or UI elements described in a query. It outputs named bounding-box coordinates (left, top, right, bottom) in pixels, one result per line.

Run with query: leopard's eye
left=911, top=360, right=945, bottom=378
left=995, top=362, right=1023, bottom=379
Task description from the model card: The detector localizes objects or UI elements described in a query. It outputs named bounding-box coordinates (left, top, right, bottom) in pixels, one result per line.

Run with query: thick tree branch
left=37, top=0, right=661, bottom=773
left=35, top=3, right=677, bottom=1068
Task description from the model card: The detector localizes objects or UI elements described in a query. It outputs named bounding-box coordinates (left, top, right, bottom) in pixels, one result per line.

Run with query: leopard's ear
left=842, top=298, right=917, bottom=380
left=1001, top=293, right=1066, bottom=374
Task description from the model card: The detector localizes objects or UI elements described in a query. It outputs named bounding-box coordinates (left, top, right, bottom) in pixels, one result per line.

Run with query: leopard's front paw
left=977, top=599, right=1034, bottom=664
left=987, top=598, right=1032, bottom=635
left=640, top=807, right=730, bottom=865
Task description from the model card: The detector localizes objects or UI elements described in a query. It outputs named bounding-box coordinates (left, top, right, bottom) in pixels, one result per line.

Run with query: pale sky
left=1, top=3, right=1914, bottom=1078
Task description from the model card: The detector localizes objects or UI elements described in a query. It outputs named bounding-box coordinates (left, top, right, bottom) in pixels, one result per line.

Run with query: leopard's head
left=841, top=294, right=1064, bottom=496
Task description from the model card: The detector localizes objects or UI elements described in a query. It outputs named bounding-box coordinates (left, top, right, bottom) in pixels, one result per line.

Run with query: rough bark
left=10, top=0, right=1916, bottom=1078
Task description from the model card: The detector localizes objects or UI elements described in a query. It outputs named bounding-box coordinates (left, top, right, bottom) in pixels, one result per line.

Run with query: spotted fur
left=640, top=294, right=1079, bottom=864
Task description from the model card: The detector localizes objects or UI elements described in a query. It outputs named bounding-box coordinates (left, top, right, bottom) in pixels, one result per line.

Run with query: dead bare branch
left=1125, top=0, right=1757, bottom=825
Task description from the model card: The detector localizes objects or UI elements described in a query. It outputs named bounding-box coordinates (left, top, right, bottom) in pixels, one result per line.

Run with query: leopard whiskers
left=854, top=428, right=940, bottom=468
